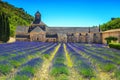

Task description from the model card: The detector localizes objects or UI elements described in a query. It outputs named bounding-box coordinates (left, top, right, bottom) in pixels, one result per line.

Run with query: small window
left=79, top=33, right=81, bottom=36
left=94, top=33, right=96, bottom=36
left=72, top=33, right=74, bottom=36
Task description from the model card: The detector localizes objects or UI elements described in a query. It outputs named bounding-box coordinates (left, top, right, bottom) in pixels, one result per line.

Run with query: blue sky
left=3, top=0, right=120, bottom=27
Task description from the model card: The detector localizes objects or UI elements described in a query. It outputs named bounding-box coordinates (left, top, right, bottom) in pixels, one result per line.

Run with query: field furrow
left=33, top=44, right=60, bottom=80
left=0, top=42, right=120, bottom=80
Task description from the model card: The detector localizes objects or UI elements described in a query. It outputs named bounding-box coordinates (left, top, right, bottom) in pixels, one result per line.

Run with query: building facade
left=16, top=11, right=102, bottom=43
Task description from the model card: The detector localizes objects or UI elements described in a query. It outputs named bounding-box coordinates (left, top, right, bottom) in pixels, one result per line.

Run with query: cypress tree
left=0, top=12, right=2, bottom=40
left=0, top=12, right=10, bottom=42
left=5, top=13, right=10, bottom=42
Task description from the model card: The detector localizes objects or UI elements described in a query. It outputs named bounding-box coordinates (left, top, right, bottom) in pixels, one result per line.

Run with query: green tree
left=100, top=18, right=120, bottom=31
left=0, top=12, right=10, bottom=42
left=105, top=36, right=118, bottom=44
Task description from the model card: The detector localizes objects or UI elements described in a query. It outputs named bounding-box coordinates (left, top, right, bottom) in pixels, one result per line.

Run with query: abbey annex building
left=16, top=11, right=120, bottom=43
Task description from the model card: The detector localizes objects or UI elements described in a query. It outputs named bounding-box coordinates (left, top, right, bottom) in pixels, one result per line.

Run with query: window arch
left=86, top=33, right=88, bottom=36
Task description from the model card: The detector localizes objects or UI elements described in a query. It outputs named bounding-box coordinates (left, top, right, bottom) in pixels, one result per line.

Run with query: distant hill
left=0, top=1, right=34, bottom=37
left=100, top=18, right=120, bottom=31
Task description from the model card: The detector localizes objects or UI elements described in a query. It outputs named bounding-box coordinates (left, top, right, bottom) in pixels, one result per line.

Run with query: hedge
left=109, top=43, right=120, bottom=50
left=105, top=36, right=118, bottom=44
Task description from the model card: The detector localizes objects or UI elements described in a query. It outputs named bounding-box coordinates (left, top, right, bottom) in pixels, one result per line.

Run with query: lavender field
left=0, top=41, right=120, bottom=80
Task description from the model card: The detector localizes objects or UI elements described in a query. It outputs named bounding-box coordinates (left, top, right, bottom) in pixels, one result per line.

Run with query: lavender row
left=68, top=43, right=116, bottom=72
left=66, top=44, right=96, bottom=79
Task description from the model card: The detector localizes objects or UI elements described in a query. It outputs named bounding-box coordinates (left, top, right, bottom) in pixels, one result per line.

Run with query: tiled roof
left=47, top=27, right=99, bottom=33
left=30, top=26, right=44, bottom=33
left=16, top=26, right=29, bottom=33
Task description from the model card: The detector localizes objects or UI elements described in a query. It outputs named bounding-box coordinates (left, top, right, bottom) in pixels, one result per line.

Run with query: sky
left=3, top=0, right=120, bottom=27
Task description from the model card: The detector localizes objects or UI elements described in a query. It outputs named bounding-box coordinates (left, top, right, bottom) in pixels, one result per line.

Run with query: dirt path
left=63, top=44, right=83, bottom=80
left=32, top=44, right=60, bottom=80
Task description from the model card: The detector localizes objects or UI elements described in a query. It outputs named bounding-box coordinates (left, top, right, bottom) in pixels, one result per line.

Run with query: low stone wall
left=102, top=29, right=120, bottom=44
left=7, top=37, right=16, bottom=43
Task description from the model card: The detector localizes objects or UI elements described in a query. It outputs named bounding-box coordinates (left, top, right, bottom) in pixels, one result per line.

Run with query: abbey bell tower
left=33, top=11, right=41, bottom=24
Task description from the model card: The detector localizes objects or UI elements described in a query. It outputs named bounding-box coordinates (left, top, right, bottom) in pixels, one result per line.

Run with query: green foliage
left=0, top=1, right=34, bottom=37
left=76, top=62, right=94, bottom=78
left=55, top=74, right=68, bottom=80
left=42, top=54, right=50, bottom=59
left=21, top=66, right=36, bottom=75
left=14, top=75, right=29, bottom=80
left=100, top=18, right=120, bottom=31
left=0, top=64, right=13, bottom=75
left=54, top=57, right=65, bottom=64
left=109, top=43, right=120, bottom=50
left=105, top=36, right=118, bottom=44
left=10, top=60, right=22, bottom=68
left=115, top=69, right=120, bottom=80
left=99, top=63, right=116, bottom=72
left=78, top=68, right=94, bottom=78
left=50, top=66, right=69, bottom=76
left=0, top=11, right=10, bottom=42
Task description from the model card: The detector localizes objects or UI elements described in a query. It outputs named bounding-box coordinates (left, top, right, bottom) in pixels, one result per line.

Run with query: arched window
left=94, top=33, right=96, bottom=36
left=79, top=33, right=81, bottom=36
left=86, top=33, right=88, bottom=36
left=72, top=33, right=74, bottom=36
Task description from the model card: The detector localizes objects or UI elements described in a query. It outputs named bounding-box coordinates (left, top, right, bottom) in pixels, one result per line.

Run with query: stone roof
left=30, top=26, right=44, bottom=33
left=47, top=27, right=99, bottom=33
left=31, top=21, right=48, bottom=26
left=16, top=26, right=29, bottom=33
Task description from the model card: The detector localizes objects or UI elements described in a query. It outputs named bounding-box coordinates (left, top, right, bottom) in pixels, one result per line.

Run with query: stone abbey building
left=16, top=11, right=102, bottom=43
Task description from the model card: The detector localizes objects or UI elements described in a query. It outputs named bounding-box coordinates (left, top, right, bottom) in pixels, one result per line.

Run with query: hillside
left=100, top=18, right=120, bottom=31
left=0, top=1, right=34, bottom=37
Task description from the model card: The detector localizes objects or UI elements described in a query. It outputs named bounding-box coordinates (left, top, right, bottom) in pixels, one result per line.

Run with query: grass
left=14, top=75, right=29, bottom=80
left=54, top=57, right=65, bottom=64
left=76, top=63, right=95, bottom=78
left=13, top=66, right=38, bottom=80
left=55, top=74, right=68, bottom=80
left=99, top=63, right=116, bottom=72
left=50, top=65, right=69, bottom=76
left=114, top=69, right=120, bottom=80
left=79, top=68, right=94, bottom=78
left=42, top=54, right=50, bottom=59
left=21, top=66, right=36, bottom=75
left=0, top=64, right=13, bottom=75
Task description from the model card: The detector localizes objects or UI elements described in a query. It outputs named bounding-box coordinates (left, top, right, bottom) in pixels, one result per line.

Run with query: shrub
left=105, top=36, right=118, bottom=44
left=109, top=43, right=120, bottom=50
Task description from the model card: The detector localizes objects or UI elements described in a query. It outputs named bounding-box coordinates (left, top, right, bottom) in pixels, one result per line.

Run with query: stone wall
left=47, top=27, right=99, bottom=33
left=30, top=32, right=46, bottom=42
left=46, top=38, right=57, bottom=42
left=102, top=29, right=120, bottom=44
left=57, top=33, right=67, bottom=43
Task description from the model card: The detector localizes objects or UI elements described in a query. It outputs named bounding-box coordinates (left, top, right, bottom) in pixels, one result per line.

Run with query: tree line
left=100, top=18, right=120, bottom=31
left=0, top=12, right=10, bottom=42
